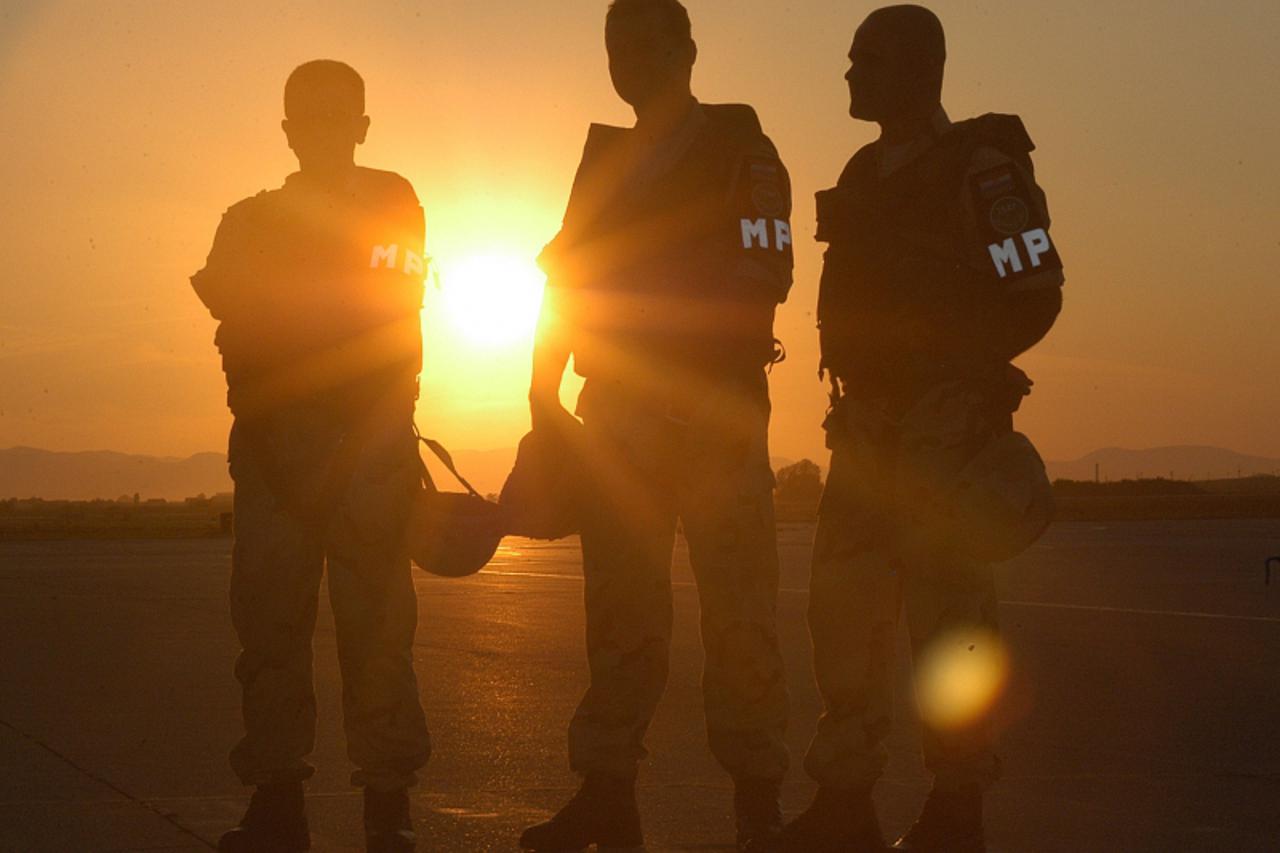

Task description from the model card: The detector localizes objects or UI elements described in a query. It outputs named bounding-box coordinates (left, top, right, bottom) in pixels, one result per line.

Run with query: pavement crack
left=0, top=716, right=216, bottom=850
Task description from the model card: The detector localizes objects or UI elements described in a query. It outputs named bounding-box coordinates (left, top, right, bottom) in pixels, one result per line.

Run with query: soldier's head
left=605, top=0, right=697, bottom=110
left=847, top=5, right=946, bottom=122
left=281, top=60, right=370, bottom=173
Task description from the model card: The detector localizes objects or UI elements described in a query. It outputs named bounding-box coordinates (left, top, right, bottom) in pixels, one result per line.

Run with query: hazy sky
left=1, top=0, right=1278, bottom=465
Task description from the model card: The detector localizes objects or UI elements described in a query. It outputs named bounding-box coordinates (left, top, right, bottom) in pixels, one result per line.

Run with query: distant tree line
left=1053, top=478, right=1206, bottom=498
left=775, top=460, right=824, bottom=506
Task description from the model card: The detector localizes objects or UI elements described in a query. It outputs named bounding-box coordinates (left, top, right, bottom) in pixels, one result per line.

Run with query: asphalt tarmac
left=2, top=519, right=1278, bottom=852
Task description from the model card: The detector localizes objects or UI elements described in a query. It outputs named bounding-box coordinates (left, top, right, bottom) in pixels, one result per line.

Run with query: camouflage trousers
left=568, top=376, right=790, bottom=781
left=804, top=387, right=1004, bottom=792
left=227, top=409, right=430, bottom=791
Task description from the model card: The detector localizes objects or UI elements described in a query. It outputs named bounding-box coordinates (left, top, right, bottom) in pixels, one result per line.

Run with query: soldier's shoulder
left=704, top=103, right=791, bottom=171
left=949, top=113, right=1036, bottom=158
left=836, top=141, right=879, bottom=186
left=218, top=186, right=281, bottom=229
left=354, top=167, right=421, bottom=206
left=702, top=103, right=765, bottom=138
left=583, top=122, right=629, bottom=159
left=965, top=144, right=1022, bottom=175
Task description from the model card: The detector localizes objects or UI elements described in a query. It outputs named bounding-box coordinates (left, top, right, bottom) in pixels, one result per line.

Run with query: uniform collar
left=877, top=106, right=952, bottom=177
left=634, top=101, right=705, bottom=156
left=626, top=100, right=707, bottom=186
left=284, top=166, right=362, bottom=196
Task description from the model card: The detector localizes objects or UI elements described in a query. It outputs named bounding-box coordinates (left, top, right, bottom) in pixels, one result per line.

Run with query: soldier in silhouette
left=192, top=60, right=429, bottom=853
left=522, top=1, right=795, bottom=850
left=784, top=6, right=1064, bottom=852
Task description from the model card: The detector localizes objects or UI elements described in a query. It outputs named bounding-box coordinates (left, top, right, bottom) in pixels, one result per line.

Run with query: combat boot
left=781, top=786, right=886, bottom=853
left=218, top=781, right=310, bottom=853
left=364, top=787, right=417, bottom=852
left=892, top=785, right=985, bottom=853
left=734, top=777, right=783, bottom=852
left=518, top=772, right=645, bottom=852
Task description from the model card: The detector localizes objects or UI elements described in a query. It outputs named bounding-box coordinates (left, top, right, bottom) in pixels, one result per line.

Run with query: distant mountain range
left=3, top=445, right=1278, bottom=500
left=0, top=447, right=233, bottom=501
left=0, top=446, right=525, bottom=502
left=1046, top=446, right=1280, bottom=483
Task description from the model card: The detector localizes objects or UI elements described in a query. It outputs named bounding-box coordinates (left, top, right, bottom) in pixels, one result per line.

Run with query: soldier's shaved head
left=863, top=5, right=946, bottom=76
left=284, top=60, right=365, bottom=119
left=847, top=5, right=947, bottom=123
left=606, top=0, right=692, bottom=45
left=281, top=60, right=370, bottom=177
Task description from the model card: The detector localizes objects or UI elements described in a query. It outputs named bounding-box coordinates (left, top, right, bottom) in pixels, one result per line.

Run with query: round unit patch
left=989, top=196, right=1030, bottom=236
left=751, top=183, right=786, bottom=219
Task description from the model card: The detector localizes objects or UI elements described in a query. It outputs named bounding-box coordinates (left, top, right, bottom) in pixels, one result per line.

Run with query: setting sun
left=437, top=251, right=546, bottom=348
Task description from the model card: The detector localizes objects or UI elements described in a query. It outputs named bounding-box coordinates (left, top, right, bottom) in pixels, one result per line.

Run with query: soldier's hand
left=529, top=394, right=577, bottom=435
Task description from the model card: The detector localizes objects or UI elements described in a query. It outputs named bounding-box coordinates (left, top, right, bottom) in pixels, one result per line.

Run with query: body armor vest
left=545, top=105, right=788, bottom=390
left=817, top=115, right=1037, bottom=401
left=193, top=168, right=426, bottom=421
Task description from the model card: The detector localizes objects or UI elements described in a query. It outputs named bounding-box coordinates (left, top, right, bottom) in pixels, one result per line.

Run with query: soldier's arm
left=528, top=128, right=611, bottom=422
left=727, top=138, right=795, bottom=304
left=190, top=198, right=259, bottom=321
left=960, top=146, right=1065, bottom=359
left=814, top=148, right=876, bottom=385
left=528, top=235, right=575, bottom=420
left=383, top=180, right=429, bottom=318
left=383, top=179, right=428, bottom=381
left=529, top=292, right=572, bottom=407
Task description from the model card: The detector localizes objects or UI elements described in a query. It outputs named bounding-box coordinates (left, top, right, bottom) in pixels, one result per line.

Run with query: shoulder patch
left=988, top=196, right=1030, bottom=236
left=972, top=163, right=1020, bottom=206
left=969, top=163, right=1061, bottom=282
left=727, top=147, right=794, bottom=302
left=743, top=155, right=787, bottom=218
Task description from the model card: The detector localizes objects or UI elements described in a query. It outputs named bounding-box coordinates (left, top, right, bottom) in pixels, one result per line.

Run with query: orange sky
left=1, top=0, right=1278, bottom=465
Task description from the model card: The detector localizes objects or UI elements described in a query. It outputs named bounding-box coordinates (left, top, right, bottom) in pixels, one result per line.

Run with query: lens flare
left=438, top=252, right=545, bottom=347
left=915, top=628, right=1010, bottom=732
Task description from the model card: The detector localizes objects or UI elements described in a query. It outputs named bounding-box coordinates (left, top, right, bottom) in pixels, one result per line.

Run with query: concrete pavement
left=1, top=520, right=1278, bottom=851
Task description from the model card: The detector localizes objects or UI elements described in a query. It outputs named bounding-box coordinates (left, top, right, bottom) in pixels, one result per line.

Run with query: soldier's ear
left=688, top=38, right=698, bottom=68
left=355, top=115, right=371, bottom=145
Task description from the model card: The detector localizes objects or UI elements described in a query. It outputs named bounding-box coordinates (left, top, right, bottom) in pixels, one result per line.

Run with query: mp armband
left=733, top=154, right=793, bottom=256
left=970, top=163, right=1062, bottom=282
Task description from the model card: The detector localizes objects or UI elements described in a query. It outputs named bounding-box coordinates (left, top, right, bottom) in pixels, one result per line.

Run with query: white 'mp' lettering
left=773, top=220, right=792, bottom=252
left=988, top=238, right=1023, bottom=279
left=370, top=244, right=399, bottom=270
left=403, top=250, right=425, bottom=278
left=1022, top=228, right=1051, bottom=268
left=741, top=218, right=769, bottom=249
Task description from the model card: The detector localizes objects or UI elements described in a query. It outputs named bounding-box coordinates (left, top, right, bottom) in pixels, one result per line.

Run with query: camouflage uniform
left=569, top=374, right=786, bottom=780
left=542, top=103, right=795, bottom=782
left=193, top=167, right=431, bottom=791
left=805, top=109, right=1064, bottom=791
